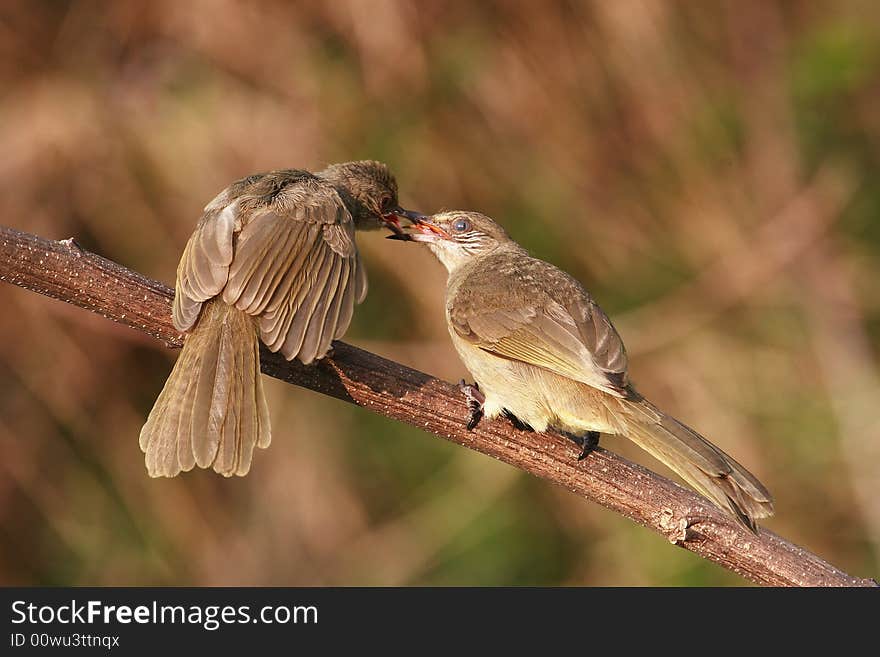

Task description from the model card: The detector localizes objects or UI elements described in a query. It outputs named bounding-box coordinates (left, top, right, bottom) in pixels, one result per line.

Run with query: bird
left=391, top=210, right=774, bottom=531
left=140, top=160, right=422, bottom=478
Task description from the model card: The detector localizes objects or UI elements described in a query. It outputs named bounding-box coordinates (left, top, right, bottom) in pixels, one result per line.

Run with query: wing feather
left=451, top=271, right=629, bottom=397
left=280, top=243, right=335, bottom=361
left=172, top=201, right=236, bottom=332
left=221, top=212, right=288, bottom=308
left=353, top=253, right=368, bottom=303
left=173, top=174, right=363, bottom=364
left=259, top=237, right=323, bottom=350
left=324, top=257, right=350, bottom=342
left=299, top=252, right=345, bottom=364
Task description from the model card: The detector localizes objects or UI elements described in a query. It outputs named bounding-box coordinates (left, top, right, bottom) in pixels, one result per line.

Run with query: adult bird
left=393, top=211, right=774, bottom=531
left=140, top=161, right=422, bottom=478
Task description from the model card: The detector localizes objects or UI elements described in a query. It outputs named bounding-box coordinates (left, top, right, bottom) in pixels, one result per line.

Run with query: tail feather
left=621, top=397, right=773, bottom=531
left=140, top=300, right=271, bottom=477
left=175, top=353, right=201, bottom=472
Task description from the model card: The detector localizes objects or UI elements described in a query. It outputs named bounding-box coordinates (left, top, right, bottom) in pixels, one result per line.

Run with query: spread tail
left=620, top=396, right=773, bottom=531
left=140, top=300, right=271, bottom=477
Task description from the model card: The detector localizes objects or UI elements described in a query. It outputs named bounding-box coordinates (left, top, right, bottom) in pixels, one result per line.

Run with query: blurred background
left=1, top=0, right=878, bottom=586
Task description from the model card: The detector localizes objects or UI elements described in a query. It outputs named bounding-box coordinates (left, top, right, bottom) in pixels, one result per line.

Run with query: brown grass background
left=0, top=0, right=878, bottom=586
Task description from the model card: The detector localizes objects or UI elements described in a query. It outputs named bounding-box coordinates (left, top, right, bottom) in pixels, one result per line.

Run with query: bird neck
left=317, top=174, right=376, bottom=229
left=435, top=242, right=524, bottom=279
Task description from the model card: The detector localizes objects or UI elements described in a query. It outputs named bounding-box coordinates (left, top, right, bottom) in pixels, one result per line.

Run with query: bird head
left=389, top=211, right=513, bottom=272
left=317, top=160, right=423, bottom=233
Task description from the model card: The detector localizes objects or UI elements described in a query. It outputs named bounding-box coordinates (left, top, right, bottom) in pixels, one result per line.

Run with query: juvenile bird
left=394, top=211, right=774, bottom=531
left=140, top=161, right=421, bottom=478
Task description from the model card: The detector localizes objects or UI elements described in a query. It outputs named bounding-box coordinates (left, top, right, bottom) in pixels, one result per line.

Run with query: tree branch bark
left=0, top=224, right=875, bottom=587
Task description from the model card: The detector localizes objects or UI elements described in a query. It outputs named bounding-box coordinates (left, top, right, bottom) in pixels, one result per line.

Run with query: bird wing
left=173, top=176, right=365, bottom=364
left=172, top=197, right=237, bottom=333
left=450, top=273, right=629, bottom=397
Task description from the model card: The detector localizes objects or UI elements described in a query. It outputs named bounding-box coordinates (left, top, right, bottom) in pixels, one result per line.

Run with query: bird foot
left=568, top=431, right=600, bottom=461
left=502, top=409, right=534, bottom=432
left=459, top=379, right=485, bottom=431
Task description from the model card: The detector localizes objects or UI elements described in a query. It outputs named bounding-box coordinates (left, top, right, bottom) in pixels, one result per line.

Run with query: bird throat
left=427, top=242, right=477, bottom=274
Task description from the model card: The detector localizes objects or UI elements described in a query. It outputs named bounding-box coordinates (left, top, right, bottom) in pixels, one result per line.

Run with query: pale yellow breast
left=448, top=322, right=627, bottom=437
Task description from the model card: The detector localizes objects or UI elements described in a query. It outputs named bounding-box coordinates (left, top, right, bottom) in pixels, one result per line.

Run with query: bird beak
left=386, top=216, right=450, bottom=242
left=382, top=207, right=430, bottom=239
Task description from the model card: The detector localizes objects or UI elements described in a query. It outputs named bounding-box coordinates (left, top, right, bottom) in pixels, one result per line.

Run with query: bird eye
left=452, top=217, right=470, bottom=233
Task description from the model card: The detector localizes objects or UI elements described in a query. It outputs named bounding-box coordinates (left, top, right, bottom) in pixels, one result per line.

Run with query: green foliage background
left=0, top=1, right=878, bottom=586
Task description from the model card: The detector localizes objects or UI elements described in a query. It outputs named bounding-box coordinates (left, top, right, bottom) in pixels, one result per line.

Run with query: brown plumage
left=397, top=211, right=774, bottom=531
left=141, top=161, right=413, bottom=477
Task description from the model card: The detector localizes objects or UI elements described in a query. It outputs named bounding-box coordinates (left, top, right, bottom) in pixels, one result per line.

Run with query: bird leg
left=501, top=409, right=534, bottom=432
left=565, top=431, right=600, bottom=461
left=459, top=379, right=485, bottom=430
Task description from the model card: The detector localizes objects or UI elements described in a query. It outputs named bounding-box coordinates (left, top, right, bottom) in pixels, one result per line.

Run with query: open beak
left=385, top=216, right=450, bottom=242
left=381, top=207, right=428, bottom=236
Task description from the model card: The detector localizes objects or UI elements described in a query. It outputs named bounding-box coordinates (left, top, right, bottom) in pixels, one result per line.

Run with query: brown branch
left=0, top=224, right=875, bottom=587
